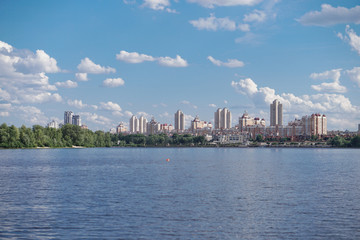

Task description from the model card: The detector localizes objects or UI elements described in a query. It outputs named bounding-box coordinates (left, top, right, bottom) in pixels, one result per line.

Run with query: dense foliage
left=0, top=124, right=207, bottom=148
left=0, top=123, right=112, bottom=148
left=328, top=135, right=360, bottom=148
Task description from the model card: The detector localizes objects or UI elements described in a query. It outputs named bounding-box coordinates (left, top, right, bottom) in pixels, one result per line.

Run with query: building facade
left=139, top=116, right=147, bottom=134
left=214, top=108, right=232, bottom=130
left=72, top=115, right=81, bottom=126
left=64, top=111, right=73, bottom=125
left=270, top=99, right=283, bottom=126
left=174, top=110, right=185, bottom=132
left=129, top=115, right=139, bottom=133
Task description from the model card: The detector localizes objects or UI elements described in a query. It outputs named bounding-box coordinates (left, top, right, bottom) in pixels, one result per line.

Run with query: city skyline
left=1, top=1, right=360, bottom=131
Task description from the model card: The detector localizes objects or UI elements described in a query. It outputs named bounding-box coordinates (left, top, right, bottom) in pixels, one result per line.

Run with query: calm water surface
left=0, top=148, right=360, bottom=239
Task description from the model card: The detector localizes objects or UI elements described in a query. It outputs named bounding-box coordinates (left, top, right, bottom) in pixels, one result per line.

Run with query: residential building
left=129, top=115, right=139, bottom=133
left=116, top=122, right=127, bottom=133
left=191, top=115, right=212, bottom=132
left=270, top=99, right=283, bottom=126
left=47, top=120, right=59, bottom=129
left=174, top=110, right=185, bottom=132
left=64, top=111, right=73, bottom=125
left=238, top=111, right=265, bottom=132
left=139, top=116, right=147, bottom=134
left=72, top=115, right=81, bottom=126
left=214, top=107, right=232, bottom=130
left=147, top=117, right=160, bottom=135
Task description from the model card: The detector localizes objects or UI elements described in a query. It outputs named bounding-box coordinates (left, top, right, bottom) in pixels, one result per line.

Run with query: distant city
left=46, top=99, right=354, bottom=144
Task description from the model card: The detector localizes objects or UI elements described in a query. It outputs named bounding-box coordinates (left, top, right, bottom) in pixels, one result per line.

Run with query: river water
left=0, top=148, right=359, bottom=239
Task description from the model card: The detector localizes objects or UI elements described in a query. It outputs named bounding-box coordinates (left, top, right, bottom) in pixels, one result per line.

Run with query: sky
left=0, top=0, right=360, bottom=131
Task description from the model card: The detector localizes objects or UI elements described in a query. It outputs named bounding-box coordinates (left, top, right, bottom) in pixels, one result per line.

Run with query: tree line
left=0, top=123, right=207, bottom=148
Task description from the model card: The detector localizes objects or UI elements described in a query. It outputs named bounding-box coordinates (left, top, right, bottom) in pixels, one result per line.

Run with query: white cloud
left=75, top=72, right=88, bottom=81
left=310, top=69, right=341, bottom=82
left=298, top=4, right=360, bottom=26
left=244, top=9, right=266, bottom=22
left=77, top=57, right=116, bottom=74
left=116, top=50, right=155, bottom=63
left=17, top=106, right=48, bottom=125
left=142, top=0, right=170, bottom=10
left=207, top=56, right=244, bottom=68
left=67, top=99, right=88, bottom=109
left=187, top=0, right=262, bottom=8
left=14, top=49, right=61, bottom=74
left=0, top=41, right=62, bottom=104
left=79, top=112, right=112, bottom=125
left=158, top=55, right=188, bottom=67
left=311, top=81, right=347, bottom=93
left=209, top=103, right=217, bottom=108
left=116, top=50, right=188, bottom=67
left=100, top=101, right=122, bottom=112
left=124, top=111, right=134, bottom=117
left=103, top=78, right=125, bottom=87
left=55, top=80, right=78, bottom=88
left=21, top=92, right=62, bottom=103
left=231, top=78, right=357, bottom=115
left=0, top=111, right=9, bottom=117
left=190, top=14, right=249, bottom=32
left=0, top=41, right=13, bottom=52
left=338, top=25, right=360, bottom=55
left=310, top=69, right=346, bottom=93
left=346, top=66, right=360, bottom=87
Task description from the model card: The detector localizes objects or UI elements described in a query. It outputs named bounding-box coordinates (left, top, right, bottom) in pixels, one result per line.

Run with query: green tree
left=350, top=136, right=360, bottom=148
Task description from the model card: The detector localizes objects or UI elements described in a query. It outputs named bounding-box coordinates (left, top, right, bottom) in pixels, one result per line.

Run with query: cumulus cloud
left=310, top=69, right=346, bottom=93
left=0, top=41, right=62, bottom=104
left=231, top=78, right=357, bottom=115
left=55, top=80, right=78, bottom=88
left=116, top=50, right=155, bottom=63
left=79, top=112, right=112, bottom=125
left=187, top=0, right=262, bottom=8
left=75, top=72, right=88, bottom=81
left=67, top=99, right=89, bottom=109
left=190, top=14, right=250, bottom=32
left=158, top=55, right=188, bottom=67
left=298, top=4, right=360, bottom=26
left=337, top=25, right=360, bottom=55
left=100, top=101, right=122, bottom=112
left=14, top=49, right=61, bottom=74
left=116, top=50, right=188, bottom=67
left=346, top=66, right=360, bottom=87
left=207, top=56, right=244, bottom=68
left=17, top=106, right=48, bottom=125
left=77, top=57, right=116, bottom=74
left=103, top=78, right=125, bottom=87
left=243, top=9, right=266, bottom=22
left=311, top=81, right=347, bottom=93
left=141, top=0, right=176, bottom=12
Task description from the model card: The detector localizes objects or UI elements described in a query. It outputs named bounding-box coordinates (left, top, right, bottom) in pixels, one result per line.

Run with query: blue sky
left=1, top=0, right=360, bottom=131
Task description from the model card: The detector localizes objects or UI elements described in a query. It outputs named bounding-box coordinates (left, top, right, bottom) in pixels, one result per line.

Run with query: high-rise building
left=300, top=113, right=327, bottom=136
left=358, top=124, right=360, bottom=133
left=238, top=111, right=265, bottom=132
left=214, top=108, right=232, bottom=129
left=64, top=111, right=73, bottom=125
left=129, top=115, right=139, bottom=133
left=139, top=116, right=147, bottom=134
left=72, top=115, right=81, bottom=126
left=270, top=99, right=283, bottom=126
left=174, top=110, right=185, bottom=132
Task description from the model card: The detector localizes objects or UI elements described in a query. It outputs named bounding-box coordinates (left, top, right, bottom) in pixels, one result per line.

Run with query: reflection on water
left=0, top=148, right=360, bottom=239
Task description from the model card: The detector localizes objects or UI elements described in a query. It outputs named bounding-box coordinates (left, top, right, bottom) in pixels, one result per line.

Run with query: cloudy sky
left=0, top=0, right=360, bottom=131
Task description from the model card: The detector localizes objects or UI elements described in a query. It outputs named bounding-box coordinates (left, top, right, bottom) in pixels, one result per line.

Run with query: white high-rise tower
left=270, top=99, right=283, bottom=126
left=174, top=110, right=185, bottom=132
